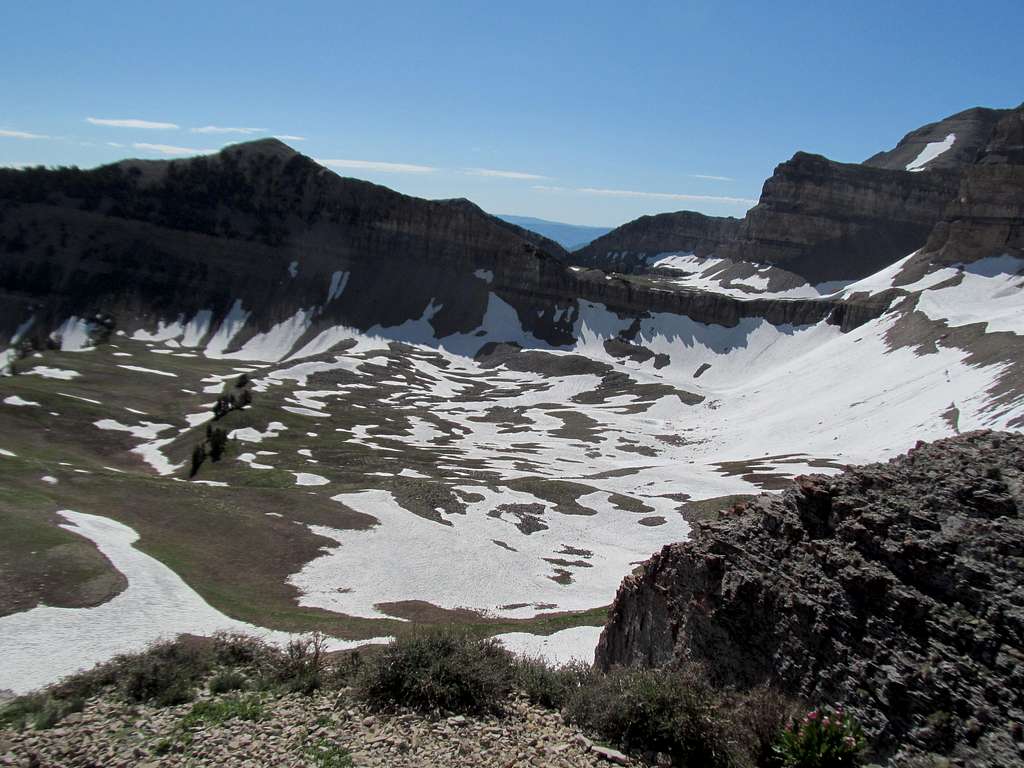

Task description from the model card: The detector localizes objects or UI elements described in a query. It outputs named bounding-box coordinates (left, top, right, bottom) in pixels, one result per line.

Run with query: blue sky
left=2, top=1, right=1021, bottom=226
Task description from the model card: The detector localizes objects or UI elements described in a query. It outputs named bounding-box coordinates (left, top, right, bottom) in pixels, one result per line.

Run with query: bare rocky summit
left=596, top=431, right=1024, bottom=767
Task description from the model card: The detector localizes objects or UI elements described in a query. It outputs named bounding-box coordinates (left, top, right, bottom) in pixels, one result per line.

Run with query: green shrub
left=0, top=694, right=83, bottom=730
left=356, top=630, right=514, bottom=715
left=514, top=656, right=595, bottom=709
left=307, top=738, right=354, bottom=768
left=181, top=693, right=265, bottom=727
left=209, top=670, right=248, bottom=694
left=564, top=664, right=738, bottom=767
left=271, top=632, right=328, bottom=694
left=115, top=639, right=212, bottom=705
left=773, top=706, right=865, bottom=767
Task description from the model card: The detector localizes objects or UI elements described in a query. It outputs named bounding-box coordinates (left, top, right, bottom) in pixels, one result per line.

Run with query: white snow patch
left=327, top=271, right=350, bottom=302
left=117, top=365, right=178, bottom=378
left=181, top=310, right=214, bottom=347
left=94, top=419, right=173, bottom=440
left=41, top=476, right=58, bottom=485
left=205, top=300, right=251, bottom=357
left=53, top=317, right=93, bottom=352
left=0, top=511, right=390, bottom=694
left=288, top=260, right=299, bottom=278
left=27, top=366, right=80, bottom=380
left=56, top=392, right=101, bottom=405
left=293, top=472, right=329, bottom=486
left=906, top=133, right=955, bottom=171
left=474, top=268, right=494, bottom=284
left=495, top=626, right=602, bottom=665
left=184, top=412, right=215, bottom=428
left=229, top=422, right=288, bottom=443
left=4, top=395, right=40, bottom=407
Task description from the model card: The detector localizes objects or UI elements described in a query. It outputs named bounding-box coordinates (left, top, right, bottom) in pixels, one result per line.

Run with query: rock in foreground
left=596, top=431, right=1024, bottom=766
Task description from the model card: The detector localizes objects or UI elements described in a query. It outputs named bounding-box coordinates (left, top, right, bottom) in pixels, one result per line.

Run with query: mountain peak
left=219, top=137, right=301, bottom=160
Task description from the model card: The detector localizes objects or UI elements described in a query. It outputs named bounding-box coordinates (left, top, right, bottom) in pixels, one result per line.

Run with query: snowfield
left=0, top=511, right=389, bottom=695
left=2, top=248, right=1022, bottom=691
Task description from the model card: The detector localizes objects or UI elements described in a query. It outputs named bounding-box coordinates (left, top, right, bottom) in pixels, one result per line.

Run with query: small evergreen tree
left=189, top=443, right=207, bottom=478
left=208, top=427, right=228, bottom=461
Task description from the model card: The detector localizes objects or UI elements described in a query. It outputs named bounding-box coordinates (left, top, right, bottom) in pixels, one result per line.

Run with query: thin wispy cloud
left=0, top=128, right=50, bottom=140
left=107, top=142, right=126, bottom=148
left=132, top=142, right=218, bottom=157
left=465, top=167, right=550, bottom=180
left=319, top=158, right=437, bottom=174
left=87, top=117, right=179, bottom=130
left=191, top=125, right=265, bottom=135
left=690, top=173, right=733, bottom=182
left=533, top=185, right=756, bottom=205
left=275, top=134, right=307, bottom=142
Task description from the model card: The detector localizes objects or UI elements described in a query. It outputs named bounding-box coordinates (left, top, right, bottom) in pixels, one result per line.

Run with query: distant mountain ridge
left=496, top=215, right=613, bottom=251
left=576, top=104, right=1024, bottom=283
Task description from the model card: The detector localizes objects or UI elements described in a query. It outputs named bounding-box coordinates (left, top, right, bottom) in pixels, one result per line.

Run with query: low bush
left=181, top=693, right=265, bottom=728
left=0, top=694, right=83, bottom=730
left=773, top=706, right=865, bottom=767
left=115, top=639, right=212, bottom=705
left=513, top=656, right=595, bottom=709
left=564, top=664, right=739, bottom=767
left=355, top=630, right=514, bottom=715
left=208, top=670, right=248, bottom=694
left=307, top=738, right=354, bottom=768
left=270, top=632, right=328, bottom=694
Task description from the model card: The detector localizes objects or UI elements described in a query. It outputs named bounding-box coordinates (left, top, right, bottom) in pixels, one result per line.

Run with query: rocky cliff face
left=719, top=152, right=961, bottom=283
left=0, top=140, right=894, bottom=357
left=596, top=431, right=1024, bottom=766
left=864, top=106, right=1010, bottom=171
left=572, top=211, right=741, bottom=273
left=574, top=105, right=1024, bottom=285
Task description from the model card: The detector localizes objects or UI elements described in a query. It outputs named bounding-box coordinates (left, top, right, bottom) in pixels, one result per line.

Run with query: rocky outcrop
left=572, top=212, right=741, bottom=273
left=596, top=431, right=1024, bottom=766
left=0, top=140, right=896, bottom=357
left=719, top=152, right=961, bottom=283
left=574, top=105, right=1024, bottom=285
left=864, top=106, right=1011, bottom=171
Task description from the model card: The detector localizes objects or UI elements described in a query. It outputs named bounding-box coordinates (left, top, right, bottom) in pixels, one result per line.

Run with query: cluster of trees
left=189, top=374, right=253, bottom=478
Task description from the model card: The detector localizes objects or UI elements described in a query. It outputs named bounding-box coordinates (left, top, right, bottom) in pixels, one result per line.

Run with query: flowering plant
left=773, top=706, right=865, bottom=767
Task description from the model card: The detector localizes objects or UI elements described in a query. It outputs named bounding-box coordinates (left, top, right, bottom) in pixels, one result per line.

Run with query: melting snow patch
left=229, top=422, right=288, bottom=443
left=0, top=511, right=391, bottom=694
left=41, top=476, right=58, bottom=485
left=0, top=448, right=16, bottom=457
left=184, top=412, right=215, bottom=428
left=293, top=472, right=329, bottom=486
left=494, top=626, right=603, bottom=665
left=133, top=318, right=185, bottom=343
left=132, top=439, right=183, bottom=476
left=205, top=300, right=251, bottom=357
left=288, top=260, right=299, bottom=278
left=53, top=317, right=94, bottom=352
left=27, top=367, right=80, bottom=380
left=327, top=271, right=350, bottom=302
left=237, top=452, right=274, bottom=470
left=117, top=365, right=178, bottom=378
left=57, top=392, right=102, bottom=405
left=474, top=268, right=494, bottom=284
left=4, top=395, right=40, bottom=407
left=94, top=419, right=173, bottom=440
left=906, top=133, right=955, bottom=171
